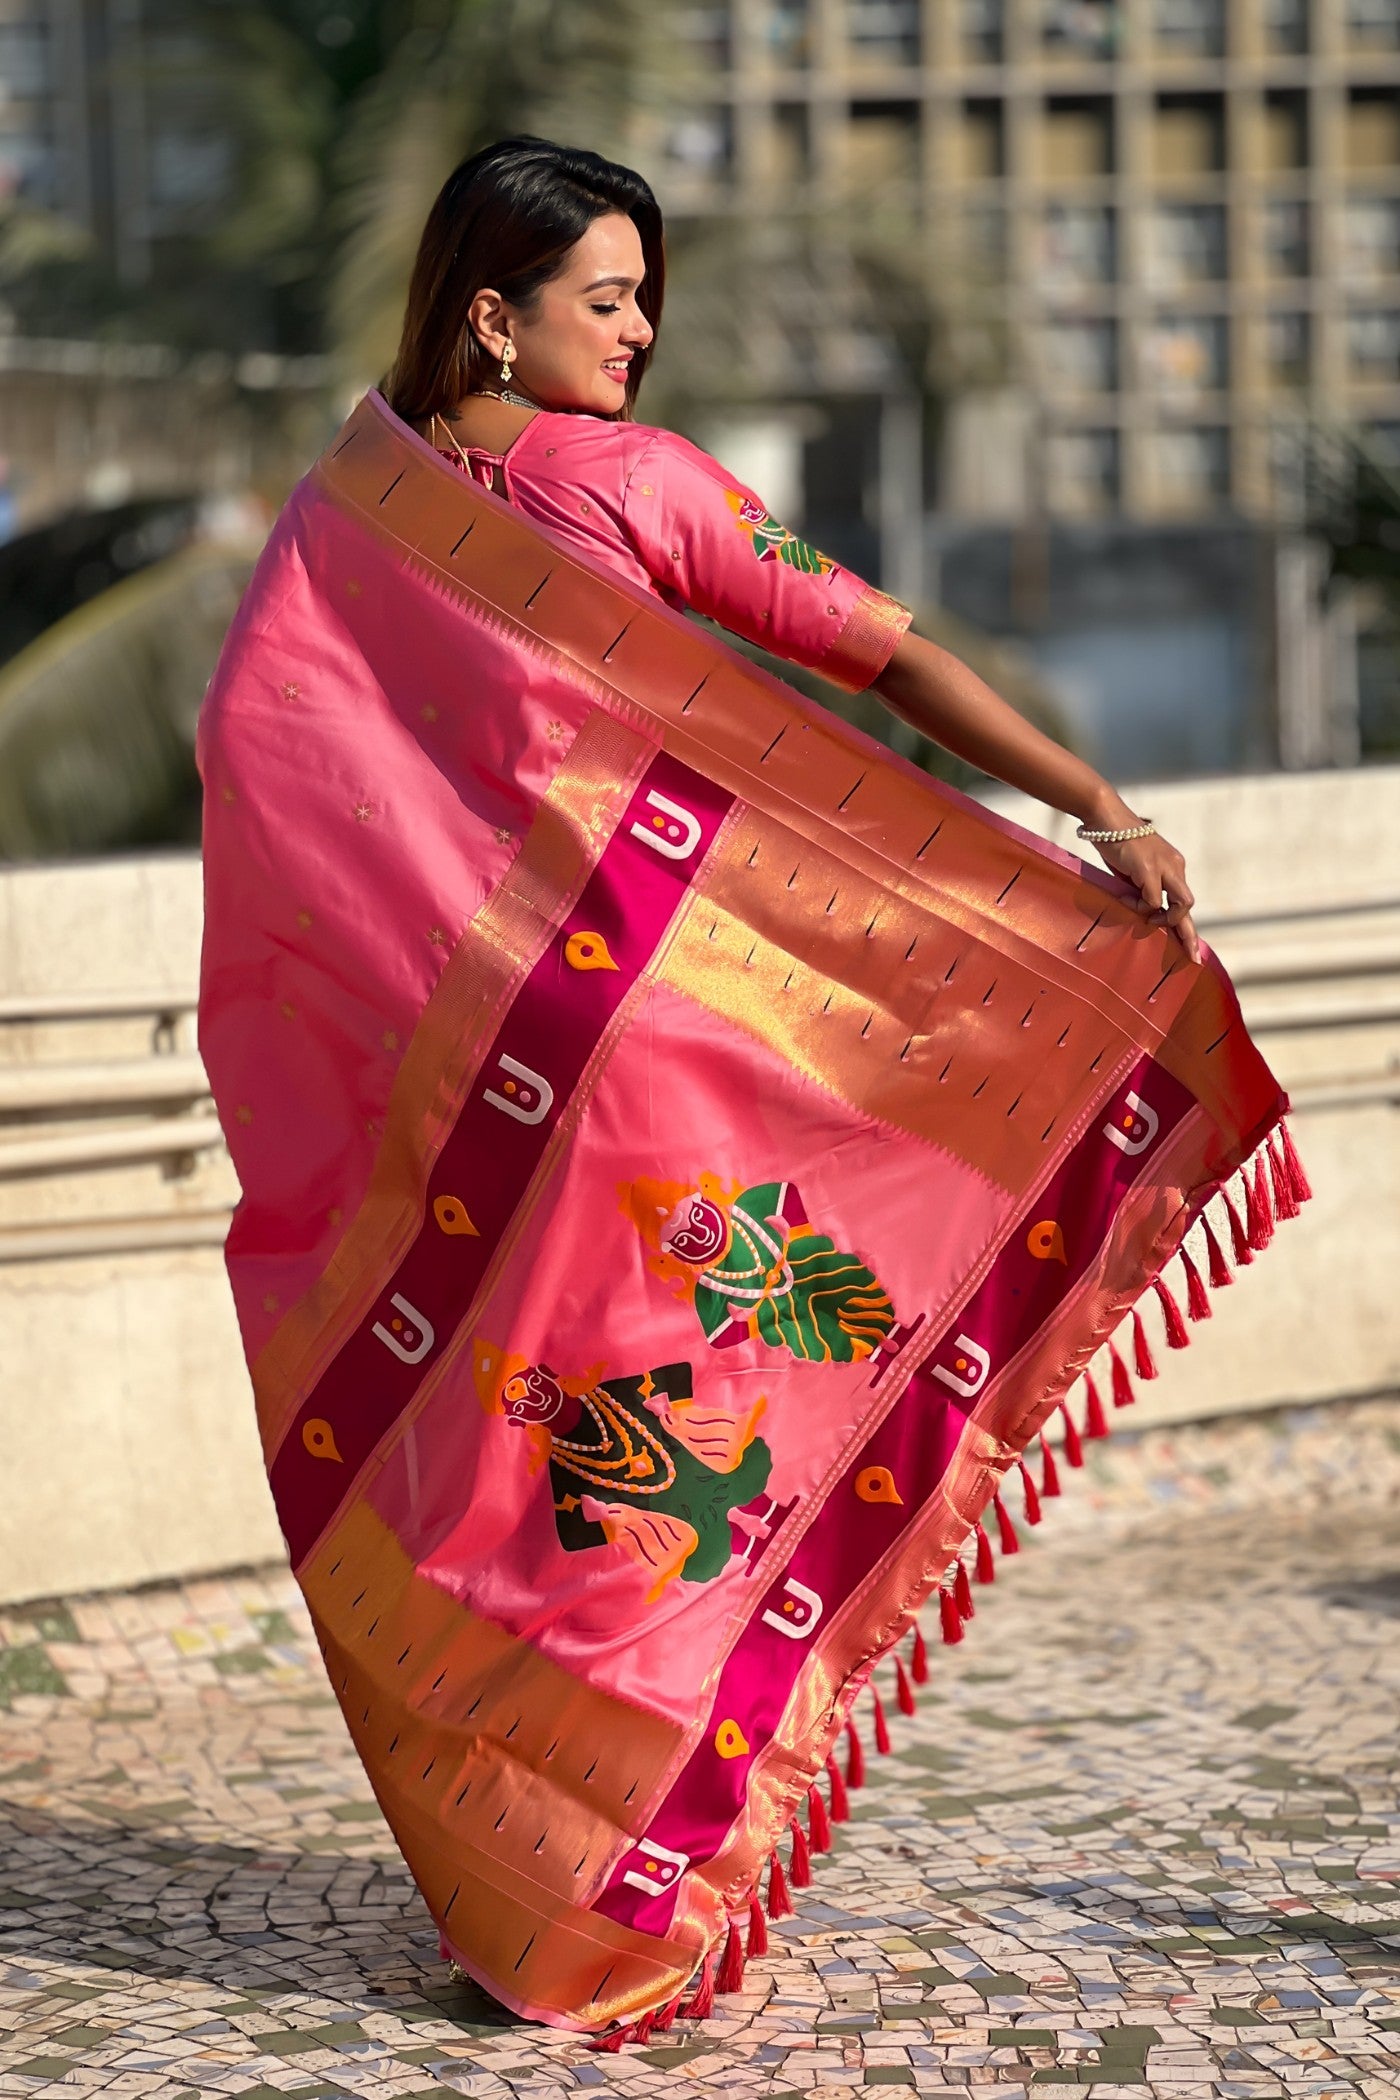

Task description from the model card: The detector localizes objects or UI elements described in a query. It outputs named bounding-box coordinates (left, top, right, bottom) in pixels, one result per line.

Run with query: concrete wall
left=1, top=767, right=1396, bottom=1605
left=0, top=854, right=282, bottom=1601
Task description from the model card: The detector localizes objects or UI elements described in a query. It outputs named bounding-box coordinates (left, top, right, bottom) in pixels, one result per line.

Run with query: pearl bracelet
left=1075, top=819, right=1156, bottom=844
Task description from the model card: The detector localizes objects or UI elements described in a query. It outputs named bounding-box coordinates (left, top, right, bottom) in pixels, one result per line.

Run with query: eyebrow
left=582, top=274, right=640, bottom=291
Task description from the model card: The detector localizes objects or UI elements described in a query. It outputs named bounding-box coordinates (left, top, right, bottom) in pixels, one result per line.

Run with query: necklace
left=468, top=386, right=540, bottom=411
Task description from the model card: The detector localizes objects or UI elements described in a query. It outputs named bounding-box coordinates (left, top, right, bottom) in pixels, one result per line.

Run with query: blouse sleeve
left=620, top=428, right=912, bottom=693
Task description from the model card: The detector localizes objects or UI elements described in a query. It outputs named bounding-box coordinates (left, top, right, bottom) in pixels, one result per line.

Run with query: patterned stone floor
left=1, top=1400, right=1398, bottom=2100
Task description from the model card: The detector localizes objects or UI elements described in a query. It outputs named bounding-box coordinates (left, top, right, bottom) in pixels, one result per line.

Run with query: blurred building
left=0, top=1, right=163, bottom=283
left=657, top=0, right=1399, bottom=772
left=664, top=0, right=1400, bottom=527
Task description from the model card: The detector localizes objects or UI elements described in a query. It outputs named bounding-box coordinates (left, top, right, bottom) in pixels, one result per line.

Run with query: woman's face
left=475, top=211, right=654, bottom=416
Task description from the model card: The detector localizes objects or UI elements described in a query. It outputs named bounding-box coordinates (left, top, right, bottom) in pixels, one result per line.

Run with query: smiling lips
left=603, top=358, right=633, bottom=380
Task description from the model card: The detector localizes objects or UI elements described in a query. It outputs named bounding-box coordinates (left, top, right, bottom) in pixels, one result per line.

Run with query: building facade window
left=1343, top=197, right=1400, bottom=285
left=1042, top=3, right=1121, bottom=60
left=665, top=109, right=734, bottom=177
left=0, top=126, right=54, bottom=205
left=1036, top=204, right=1117, bottom=293
left=1148, top=425, right=1231, bottom=509
left=768, top=0, right=812, bottom=66
left=1043, top=97, right=1115, bottom=180
left=959, top=99, right=1005, bottom=181
left=1041, top=318, right=1119, bottom=394
left=1145, top=203, right=1227, bottom=290
left=1348, top=307, right=1400, bottom=379
left=0, top=19, right=50, bottom=97
left=1045, top=427, right=1120, bottom=514
left=1264, top=310, right=1310, bottom=386
left=1263, top=0, right=1309, bottom=52
left=1142, top=314, right=1229, bottom=395
left=1346, top=88, right=1400, bottom=172
left=845, top=0, right=920, bottom=65
left=962, top=0, right=1005, bottom=62
left=766, top=103, right=811, bottom=185
left=1263, top=197, right=1309, bottom=277
left=847, top=101, right=920, bottom=184
left=1152, top=0, right=1226, bottom=57
left=680, top=7, right=732, bottom=70
left=1347, top=0, right=1400, bottom=51
left=1153, top=95, right=1226, bottom=179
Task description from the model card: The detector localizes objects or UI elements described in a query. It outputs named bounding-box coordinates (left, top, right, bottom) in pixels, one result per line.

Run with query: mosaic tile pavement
left=1, top=1397, right=1398, bottom=2100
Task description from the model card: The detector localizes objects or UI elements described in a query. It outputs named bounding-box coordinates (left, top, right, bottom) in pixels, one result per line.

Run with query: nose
left=624, top=305, right=653, bottom=349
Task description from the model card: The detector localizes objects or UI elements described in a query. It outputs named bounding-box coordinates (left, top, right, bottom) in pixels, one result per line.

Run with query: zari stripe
left=270, top=749, right=735, bottom=1569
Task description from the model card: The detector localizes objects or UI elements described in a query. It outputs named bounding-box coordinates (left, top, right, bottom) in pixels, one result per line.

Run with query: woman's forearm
left=872, top=629, right=1134, bottom=829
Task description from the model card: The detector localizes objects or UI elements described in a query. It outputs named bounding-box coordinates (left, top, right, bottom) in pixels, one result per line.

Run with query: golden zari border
left=828, top=582, right=914, bottom=692
left=250, top=708, right=655, bottom=1463
left=301, top=1500, right=710, bottom=2028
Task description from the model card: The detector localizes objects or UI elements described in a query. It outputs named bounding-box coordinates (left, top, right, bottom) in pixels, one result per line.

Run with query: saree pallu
left=196, top=392, right=1308, bottom=2040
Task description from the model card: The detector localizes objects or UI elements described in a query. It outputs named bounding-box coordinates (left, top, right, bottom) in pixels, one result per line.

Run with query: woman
left=196, top=137, right=1306, bottom=2043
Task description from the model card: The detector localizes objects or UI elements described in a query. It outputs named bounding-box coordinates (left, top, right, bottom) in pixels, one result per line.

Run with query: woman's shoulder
left=536, top=414, right=715, bottom=480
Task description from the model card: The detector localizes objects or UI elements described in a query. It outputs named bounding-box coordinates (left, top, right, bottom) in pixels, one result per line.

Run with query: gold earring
left=499, top=340, right=515, bottom=385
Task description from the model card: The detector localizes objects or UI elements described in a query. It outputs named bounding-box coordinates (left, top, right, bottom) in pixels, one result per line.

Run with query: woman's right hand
left=1091, top=822, right=1201, bottom=966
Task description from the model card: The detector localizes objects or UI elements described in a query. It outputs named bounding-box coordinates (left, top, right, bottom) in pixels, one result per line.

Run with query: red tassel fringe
left=789, top=1815, right=812, bottom=1888
left=654, top=1992, right=682, bottom=2033
left=1109, top=1339, right=1135, bottom=1409
left=808, top=1781, right=831, bottom=1853
left=1180, top=1245, right=1212, bottom=1320
left=974, top=1519, right=996, bottom=1583
left=1280, top=1119, right=1313, bottom=1203
left=1059, top=1397, right=1084, bottom=1467
left=1083, top=1369, right=1109, bottom=1438
left=872, top=1686, right=891, bottom=1754
left=844, top=1717, right=865, bottom=1789
left=679, top=1946, right=716, bottom=2020
left=1244, top=1157, right=1273, bottom=1250
left=826, top=1752, right=850, bottom=1822
left=747, top=1888, right=768, bottom=1958
left=716, top=1915, right=746, bottom=1994
left=953, top=1557, right=975, bottom=1619
left=1041, top=1435, right=1061, bottom=1499
left=895, top=1653, right=916, bottom=1716
left=911, top=1620, right=930, bottom=1680
left=1224, top=1185, right=1253, bottom=1265
left=1267, top=1131, right=1300, bottom=1220
left=1203, top=1213, right=1233, bottom=1288
left=766, top=1846, right=794, bottom=1921
left=1131, top=1306, right=1158, bottom=1380
left=1153, top=1273, right=1191, bottom=1348
left=1018, top=1458, right=1042, bottom=1525
left=939, top=1585, right=964, bottom=1645
left=993, top=1491, right=1020, bottom=1555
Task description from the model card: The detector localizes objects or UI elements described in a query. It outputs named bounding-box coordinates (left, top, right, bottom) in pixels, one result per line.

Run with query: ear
left=467, top=287, right=510, bottom=358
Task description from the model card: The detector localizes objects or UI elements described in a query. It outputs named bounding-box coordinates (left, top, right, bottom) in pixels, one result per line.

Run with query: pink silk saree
left=196, top=388, right=1310, bottom=2041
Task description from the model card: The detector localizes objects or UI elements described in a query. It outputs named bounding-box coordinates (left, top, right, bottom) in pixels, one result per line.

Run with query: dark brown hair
left=385, top=135, right=665, bottom=425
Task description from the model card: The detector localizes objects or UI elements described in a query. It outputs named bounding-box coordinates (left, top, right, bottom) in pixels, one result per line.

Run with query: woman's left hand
left=1093, top=829, right=1202, bottom=966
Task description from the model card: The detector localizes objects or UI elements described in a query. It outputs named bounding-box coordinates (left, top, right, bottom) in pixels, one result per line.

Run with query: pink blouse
left=435, top=409, right=912, bottom=694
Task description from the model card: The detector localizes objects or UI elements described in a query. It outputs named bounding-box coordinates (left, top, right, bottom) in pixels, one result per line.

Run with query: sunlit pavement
left=1, top=1401, right=1397, bottom=2100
